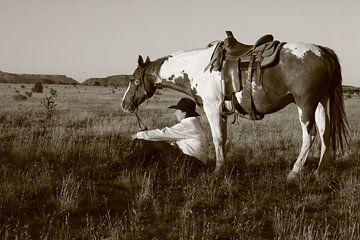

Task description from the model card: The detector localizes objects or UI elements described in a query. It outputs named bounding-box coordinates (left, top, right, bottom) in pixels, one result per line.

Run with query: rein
left=134, top=111, right=148, bottom=131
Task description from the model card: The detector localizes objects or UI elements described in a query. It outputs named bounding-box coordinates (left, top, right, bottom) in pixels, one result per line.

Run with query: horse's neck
left=155, top=80, right=193, bottom=96
left=155, top=46, right=215, bottom=95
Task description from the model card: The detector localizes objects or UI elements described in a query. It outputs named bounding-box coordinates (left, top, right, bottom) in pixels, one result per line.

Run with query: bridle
left=132, top=65, right=151, bottom=106
left=129, top=57, right=168, bottom=131
left=131, top=65, right=151, bottom=131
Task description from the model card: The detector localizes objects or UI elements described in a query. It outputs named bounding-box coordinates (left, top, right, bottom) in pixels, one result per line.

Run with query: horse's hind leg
left=287, top=106, right=316, bottom=181
left=314, top=97, right=331, bottom=175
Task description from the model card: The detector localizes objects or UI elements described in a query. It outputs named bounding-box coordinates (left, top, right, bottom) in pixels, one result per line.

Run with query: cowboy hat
left=168, top=98, right=200, bottom=117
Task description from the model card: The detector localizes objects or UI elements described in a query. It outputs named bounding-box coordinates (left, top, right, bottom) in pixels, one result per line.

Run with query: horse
left=121, top=36, right=349, bottom=181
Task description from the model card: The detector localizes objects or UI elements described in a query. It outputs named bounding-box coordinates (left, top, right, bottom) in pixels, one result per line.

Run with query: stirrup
left=222, top=94, right=236, bottom=116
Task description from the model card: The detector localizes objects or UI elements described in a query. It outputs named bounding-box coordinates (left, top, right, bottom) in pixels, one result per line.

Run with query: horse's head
left=121, top=55, right=157, bottom=112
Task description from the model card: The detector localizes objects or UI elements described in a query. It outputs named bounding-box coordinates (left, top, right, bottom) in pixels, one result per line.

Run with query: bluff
left=343, top=85, right=360, bottom=94
left=82, top=74, right=131, bottom=87
left=0, top=70, right=78, bottom=85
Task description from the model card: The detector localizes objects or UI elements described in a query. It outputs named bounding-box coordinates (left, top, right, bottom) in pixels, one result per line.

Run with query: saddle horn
left=226, top=31, right=234, bottom=37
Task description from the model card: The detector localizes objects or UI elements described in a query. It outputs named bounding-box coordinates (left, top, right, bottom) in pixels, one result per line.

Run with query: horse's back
left=250, top=42, right=336, bottom=114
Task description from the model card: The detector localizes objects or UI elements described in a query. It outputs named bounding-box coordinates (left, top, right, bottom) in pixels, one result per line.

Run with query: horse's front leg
left=203, top=100, right=227, bottom=172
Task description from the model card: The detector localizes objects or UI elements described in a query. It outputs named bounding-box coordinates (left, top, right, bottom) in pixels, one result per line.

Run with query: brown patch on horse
left=160, top=71, right=203, bottom=107
left=307, top=122, right=317, bottom=136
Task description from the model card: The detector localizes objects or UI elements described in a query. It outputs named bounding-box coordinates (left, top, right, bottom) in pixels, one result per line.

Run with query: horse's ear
left=145, top=56, right=150, bottom=64
left=138, top=55, right=144, bottom=67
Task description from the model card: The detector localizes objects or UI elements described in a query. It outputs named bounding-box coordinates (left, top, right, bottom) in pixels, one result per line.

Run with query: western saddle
left=206, top=31, right=285, bottom=120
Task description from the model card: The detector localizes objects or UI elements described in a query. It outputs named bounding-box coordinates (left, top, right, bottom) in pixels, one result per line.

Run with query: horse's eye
left=134, top=80, right=140, bottom=85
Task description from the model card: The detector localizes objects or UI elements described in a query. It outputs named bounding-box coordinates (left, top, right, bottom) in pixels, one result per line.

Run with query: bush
left=25, top=92, right=32, bottom=98
left=13, top=94, right=27, bottom=101
left=50, top=88, right=57, bottom=97
left=32, top=82, right=43, bottom=93
left=42, top=95, right=57, bottom=119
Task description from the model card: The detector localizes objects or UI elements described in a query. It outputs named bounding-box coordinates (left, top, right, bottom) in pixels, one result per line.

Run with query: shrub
left=345, top=94, right=352, bottom=99
left=13, top=94, right=27, bottom=101
left=21, top=85, right=25, bottom=88
left=25, top=92, right=32, bottom=98
left=32, top=82, right=44, bottom=93
left=42, top=95, right=57, bottom=119
left=50, top=88, right=57, bottom=97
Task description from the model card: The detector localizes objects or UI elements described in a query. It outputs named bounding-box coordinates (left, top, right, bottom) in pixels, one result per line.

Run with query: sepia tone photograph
left=0, top=0, right=359, bottom=239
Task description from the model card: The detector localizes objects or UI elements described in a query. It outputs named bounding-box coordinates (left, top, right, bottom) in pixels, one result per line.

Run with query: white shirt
left=136, top=117, right=208, bottom=163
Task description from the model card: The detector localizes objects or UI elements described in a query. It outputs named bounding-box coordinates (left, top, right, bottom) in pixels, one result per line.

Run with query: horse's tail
left=320, top=46, right=349, bottom=155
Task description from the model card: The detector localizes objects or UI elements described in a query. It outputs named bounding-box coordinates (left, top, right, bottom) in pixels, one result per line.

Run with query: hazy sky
left=0, top=0, right=359, bottom=86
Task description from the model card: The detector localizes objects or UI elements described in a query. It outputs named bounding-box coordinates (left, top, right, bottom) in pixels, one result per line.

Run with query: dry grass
left=0, top=83, right=359, bottom=239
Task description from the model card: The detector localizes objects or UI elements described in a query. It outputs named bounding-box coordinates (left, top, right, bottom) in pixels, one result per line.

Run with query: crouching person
left=127, top=98, right=208, bottom=175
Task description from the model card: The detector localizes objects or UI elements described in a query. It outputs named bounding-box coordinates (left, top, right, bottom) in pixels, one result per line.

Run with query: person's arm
left=135, top=122, right=188, bottom=141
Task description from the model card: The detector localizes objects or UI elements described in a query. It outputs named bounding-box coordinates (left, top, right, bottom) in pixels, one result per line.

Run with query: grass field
left=0, top=83, right=359, bottom=239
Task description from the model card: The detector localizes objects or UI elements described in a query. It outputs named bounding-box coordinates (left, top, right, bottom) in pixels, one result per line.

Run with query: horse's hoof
left=287, top=171, right=299, bottom=183
left=212, top=166, right=225, bottom=176
left=314, top=169, right=321, bottom=180
left=286, top=172, right=301, bottom=194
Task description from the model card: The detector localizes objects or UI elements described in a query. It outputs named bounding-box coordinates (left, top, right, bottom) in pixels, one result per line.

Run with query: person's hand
left=131, top=133, right=138, bottom=141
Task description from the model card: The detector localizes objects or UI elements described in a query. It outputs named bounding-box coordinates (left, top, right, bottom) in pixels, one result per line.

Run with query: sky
left=0, top=0, right=359, bottom=86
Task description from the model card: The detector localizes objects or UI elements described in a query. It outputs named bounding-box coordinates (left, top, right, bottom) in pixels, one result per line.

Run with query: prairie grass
left=0, top=83, right=359, bottom=239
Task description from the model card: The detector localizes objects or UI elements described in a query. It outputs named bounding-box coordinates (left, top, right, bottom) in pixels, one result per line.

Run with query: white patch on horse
left=121, top=83, right=131, bottom=107
left=158, top=47, right=219, bottom=99
left=298, top=107, right=303, bottom=119
left=234, top=91, right=243, bottom=104
left=284, top=43, right=322, bottom=59
left=252, top=81, right=259, bottom=93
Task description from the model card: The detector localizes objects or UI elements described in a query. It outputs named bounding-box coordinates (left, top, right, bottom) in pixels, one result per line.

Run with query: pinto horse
left=121, top=38, right=348, bottom=181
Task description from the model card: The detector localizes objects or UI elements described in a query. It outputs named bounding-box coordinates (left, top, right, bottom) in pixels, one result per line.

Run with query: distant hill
left=82, top=74, right=131, bottom=87
left=2, top=69, right=358, bottom=93
left=343, top=85, right=360, bottom=94
left=0, top=70, right=78, bottom=85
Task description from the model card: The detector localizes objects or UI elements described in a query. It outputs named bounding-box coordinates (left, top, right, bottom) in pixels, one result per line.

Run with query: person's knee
left=130, top=139, right=155, bottom=152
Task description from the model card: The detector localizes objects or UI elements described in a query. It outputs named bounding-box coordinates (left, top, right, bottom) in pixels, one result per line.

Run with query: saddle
left=206, top=31, right=285, bottom=120
left=224, top=31, right=274, bottom=56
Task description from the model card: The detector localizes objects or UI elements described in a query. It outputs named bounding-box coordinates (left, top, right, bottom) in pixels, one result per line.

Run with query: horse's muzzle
left=121, top=101, right=137, bottom=113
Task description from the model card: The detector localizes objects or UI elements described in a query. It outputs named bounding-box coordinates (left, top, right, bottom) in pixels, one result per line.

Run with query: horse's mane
left=169, top=43, right=218, bottom=59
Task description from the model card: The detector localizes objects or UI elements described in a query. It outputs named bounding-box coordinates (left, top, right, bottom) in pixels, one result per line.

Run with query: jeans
left=124, top=139, right=206, bottom=174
